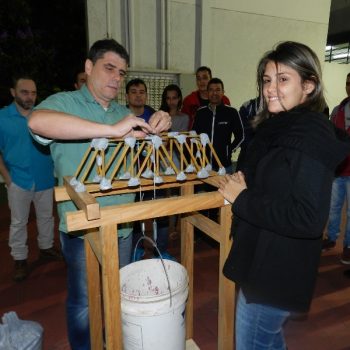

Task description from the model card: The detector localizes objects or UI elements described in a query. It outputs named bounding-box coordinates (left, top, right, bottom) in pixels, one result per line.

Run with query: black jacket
left=193, top=103, right=244, bottom=169
left=223, top=107, right=350, bottom=312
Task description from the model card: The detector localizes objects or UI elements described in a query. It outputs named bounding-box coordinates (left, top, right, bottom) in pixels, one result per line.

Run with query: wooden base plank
left=186, top=339, right=200, bottom=349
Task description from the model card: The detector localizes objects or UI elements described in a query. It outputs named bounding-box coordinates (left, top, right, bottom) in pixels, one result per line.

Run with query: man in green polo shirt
left=29, top=38, right=171, bottom=349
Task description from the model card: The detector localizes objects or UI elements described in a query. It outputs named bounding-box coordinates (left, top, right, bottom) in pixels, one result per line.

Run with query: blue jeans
left=236, top=290, right=290, bottom=350
left=327, top=176, right=350, bottom=247
left=60, top=231, right=132, bottom=350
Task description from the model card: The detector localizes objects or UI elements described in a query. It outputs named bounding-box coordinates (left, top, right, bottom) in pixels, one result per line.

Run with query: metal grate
left=325, top=43, right=350, bottom=64
left=116, top=70, right=179, bottom=109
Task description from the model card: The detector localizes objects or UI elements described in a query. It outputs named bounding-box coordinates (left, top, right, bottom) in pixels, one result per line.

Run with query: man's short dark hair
left=12, top=75, right=35, bottom=88
left=75, top=71, right=85, bottom=81
left=125, top=78, right=147, bottom=93
left=207, top=77, right=224, bottom=91
left=196, top=66, right=212, bottom=78
left=88, top=39, right=130, bottom=65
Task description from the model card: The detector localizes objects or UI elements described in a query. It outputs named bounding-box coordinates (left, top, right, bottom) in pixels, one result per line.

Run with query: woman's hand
left=218, top=171, right=247, bottom=204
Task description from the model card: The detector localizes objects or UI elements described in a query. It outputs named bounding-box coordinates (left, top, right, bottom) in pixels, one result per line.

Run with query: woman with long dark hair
left=160, top=84, right=189, bottom=132
left=219, top=41, right=350, bottom=349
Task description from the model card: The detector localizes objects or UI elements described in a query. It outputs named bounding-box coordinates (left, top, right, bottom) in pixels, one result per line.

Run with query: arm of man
left=29, top=109, right=156, bottom=140
left=0, top=154, right=11, bottom=186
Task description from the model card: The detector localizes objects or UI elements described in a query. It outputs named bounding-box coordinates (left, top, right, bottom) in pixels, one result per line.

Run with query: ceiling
left=328, top=0, right=350, bottom=45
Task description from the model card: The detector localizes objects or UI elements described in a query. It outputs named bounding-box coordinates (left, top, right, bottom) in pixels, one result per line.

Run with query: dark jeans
left=60, top=231, right=132, bottom=350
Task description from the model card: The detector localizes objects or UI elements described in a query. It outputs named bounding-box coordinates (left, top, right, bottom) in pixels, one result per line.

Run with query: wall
left=86, top=0, right=333, bottom=108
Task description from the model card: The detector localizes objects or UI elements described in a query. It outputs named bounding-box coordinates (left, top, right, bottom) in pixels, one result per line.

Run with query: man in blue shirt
left=0, top=76, right=61, bottom=282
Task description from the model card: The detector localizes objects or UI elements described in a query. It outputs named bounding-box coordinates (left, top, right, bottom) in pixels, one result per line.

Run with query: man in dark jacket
left=182, top=67, right=231, bottom=129
left=192, top=78, right=244, bottom=173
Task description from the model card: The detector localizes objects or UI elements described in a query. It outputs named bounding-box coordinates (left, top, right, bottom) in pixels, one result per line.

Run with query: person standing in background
left=126, top=78, right=155, bottom=121
left=0, top=75, right=60, bottom=282
left=329, top=72, right=350, bottom=119
left=193, top=77, right=244, bottom=174
left=74, top=71, right=87, bottom=90
left=322, top=72, right=350, bottom=266
left=160, top=84, right=189, bottom=132
left=182, top=66, right=231, bottom=129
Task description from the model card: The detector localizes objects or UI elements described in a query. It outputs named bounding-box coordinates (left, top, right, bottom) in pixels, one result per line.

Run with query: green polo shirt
left=33, top=85, right=134, bottom=236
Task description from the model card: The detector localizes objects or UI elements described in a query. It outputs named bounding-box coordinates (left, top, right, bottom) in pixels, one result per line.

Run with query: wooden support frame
left=64, top=176, right=100, bottom=220
left=58, top=177, right=236, bottom=349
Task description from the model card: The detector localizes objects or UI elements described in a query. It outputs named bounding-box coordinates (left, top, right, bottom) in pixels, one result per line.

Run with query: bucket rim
left=120, top=279, right=188, bottom=300
left=120, top=259, right=188, bottom=300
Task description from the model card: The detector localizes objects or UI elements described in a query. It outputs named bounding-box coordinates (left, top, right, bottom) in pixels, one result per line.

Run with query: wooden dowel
left=101, top=150, right=105, bottom=177
left=104, top=142, right=123, bottom=173
left=131, top=148, right=134, bottom=177
left=123, top=152, right=127, bottom=172
left=173, top=141, right=190, bottom=168
left=208, top=143, right=224, bottom=169
left=74, top=147, right=92, bottom=179
left=81, top=149, right=99, bottom=183
left=156, top=149, right=159, bottom=176
left=159, top=144, right=179, bottom=173
left=184, top=141, right=201, bottom=171
left=125, top=141, right=146, bottom=176
left=158, top=148, right=170, bottom=171
left=136, top=147, right=153, bottom=178
left=109, top=146, right=132, bottom=180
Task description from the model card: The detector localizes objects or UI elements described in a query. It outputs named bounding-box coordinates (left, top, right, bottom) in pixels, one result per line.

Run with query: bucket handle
left=133, top=235, right=173, bottom=307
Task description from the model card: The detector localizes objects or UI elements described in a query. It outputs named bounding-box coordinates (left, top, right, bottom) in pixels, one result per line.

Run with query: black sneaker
left=322, top=238, right=336, bottom=251
left=39, top=247, right=63, bottom=260
left=13, top=260, right=28, bottom=282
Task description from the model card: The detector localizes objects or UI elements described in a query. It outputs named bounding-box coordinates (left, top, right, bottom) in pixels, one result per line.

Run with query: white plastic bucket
left=120, top=259, right=189, bottom=350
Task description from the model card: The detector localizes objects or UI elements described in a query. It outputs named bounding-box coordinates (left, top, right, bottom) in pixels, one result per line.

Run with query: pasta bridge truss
left=61, top=131, right=226, bottom=220
left=69, top=131, right=225, bottom=193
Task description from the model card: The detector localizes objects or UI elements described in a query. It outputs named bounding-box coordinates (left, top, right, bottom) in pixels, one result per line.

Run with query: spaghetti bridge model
left=61, top=131, right=226, bottom=221
left=70, top=131, right=225, bottom=192
left=56, top=131, right=235, bottom=350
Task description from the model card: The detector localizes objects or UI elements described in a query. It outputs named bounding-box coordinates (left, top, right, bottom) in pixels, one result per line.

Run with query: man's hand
left=111, top=114, right=155, bottom=138
left=149, top=111, right=172, bottom=134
